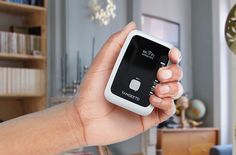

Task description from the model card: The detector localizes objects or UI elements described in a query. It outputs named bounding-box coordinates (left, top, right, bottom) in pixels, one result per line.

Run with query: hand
left=73, top=22, right=183, bottom=146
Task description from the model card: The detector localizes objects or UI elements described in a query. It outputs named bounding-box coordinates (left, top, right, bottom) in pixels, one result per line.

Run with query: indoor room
left=0, top=0, right=235, bottom=155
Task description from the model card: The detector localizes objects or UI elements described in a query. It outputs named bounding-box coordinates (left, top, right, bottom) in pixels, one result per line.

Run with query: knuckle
left=176, top=64, right=182, bottom=72
left=177, top=66, right=183, bottom=80
left=168, top=100, right=176, bottom=115
left=173, top=64, right=182, bottom=73
left=166, top=98, right=173, bottom=107
left=156, top=67, right=165, bottom=79
left=149, top=95, right=155, bottom=103
left=173, top=82, right=184, bottom=99
left=171, top=100, right=176, bottom=109
left=157, top=64, right=183, bottom=82
left=171, top=105, right=176, bottom=115
left=170, top=64, right=183, bottom=80
left=177, top=82, right=183, bottom=94
left=154, top=84, right=166, bottom=97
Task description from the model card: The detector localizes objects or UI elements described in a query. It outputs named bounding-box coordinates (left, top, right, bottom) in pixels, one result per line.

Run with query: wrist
left=66, top=101, right=87, bottom=147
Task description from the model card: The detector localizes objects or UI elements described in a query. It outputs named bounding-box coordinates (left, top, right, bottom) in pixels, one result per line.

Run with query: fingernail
left=159, top=85, right=170, bottom=94
left=178, top=54, right=182, bottom=63
left=170, top=48, right=181, bottom=63
left=153, top=96, right=162, bottom=103
left=123, top=21, right=136, bottom=30
left=160, top=69, right=172, bottom=80
left=174, top=48, right=182, bottom=63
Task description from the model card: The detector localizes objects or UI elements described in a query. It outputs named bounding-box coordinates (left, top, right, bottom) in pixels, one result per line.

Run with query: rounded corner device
left=104, top=30, right=174, bottom=116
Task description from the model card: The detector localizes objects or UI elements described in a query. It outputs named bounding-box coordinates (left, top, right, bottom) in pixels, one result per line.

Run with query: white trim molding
left=229, top=0, right=236, bottom=153
left=212, top=0, right=232, bottom=144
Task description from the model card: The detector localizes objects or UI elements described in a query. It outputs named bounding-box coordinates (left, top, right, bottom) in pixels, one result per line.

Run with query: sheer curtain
left=229, top=0, right=236, bottom=153
left=212, top=0, right=233, bottom=145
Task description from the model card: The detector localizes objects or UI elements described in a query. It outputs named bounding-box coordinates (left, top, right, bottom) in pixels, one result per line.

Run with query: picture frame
left=141, top=14, right=180, bottom=49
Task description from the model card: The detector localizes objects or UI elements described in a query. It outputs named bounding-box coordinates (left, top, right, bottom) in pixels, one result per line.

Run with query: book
left=36, top=69, right=40, bottom=94
left=0, top=67, right=43, bottom=95
left=7, top=68, right=11, bottom=95
left=34, top=35, right=41, bottom=54
left=24, top=69, right=28, bottom=94
left=19, top=33, right=27, bottom=55
left=28, top=26, right=41, bottom=36
left=10, top=26, right=41, bottom=36
left=10, top=26, right=29, bottom=35
left=8, top=32, right=18, bottom=54
left=40, top=69, right=44, bottom=94
left=35, top=0, right=43, bottom=6
left=6, top=0, right=43, bottom=6
left=30, top=0, right=43, bottom=6
left=0, top=31, right=42, bottom=55
left=3, top=68, right=7, bottom=95
left=0, top=31, right=8, bottom=53
left=0, top=32, right=2, bottom=53
left=30, top=69, right=33, bottom=94
left=17, top=34, right=22, bottom=54
left=25, top=34, right=30, bottom=54
left=4, top=32, right=8, bottom=53
left=21, top=68, right=26, bottom=94
left=15, top=68, right=20, bottom=94
left=23, top=0, right=29, bottom=5
left=11, top=68, right=16, bottom=94
left=0, top=68, right=3, bottom=94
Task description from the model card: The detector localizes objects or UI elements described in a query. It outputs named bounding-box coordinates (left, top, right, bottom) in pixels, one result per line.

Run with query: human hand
left=73, top=22, right=183, bottom=146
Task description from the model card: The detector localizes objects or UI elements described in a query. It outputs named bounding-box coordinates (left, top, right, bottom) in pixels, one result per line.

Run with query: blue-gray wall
left=65, top=0, right=128, bottom=84
left=191, top=0, right=214, bottom=127
left=49, top=0, right=129, bottom=97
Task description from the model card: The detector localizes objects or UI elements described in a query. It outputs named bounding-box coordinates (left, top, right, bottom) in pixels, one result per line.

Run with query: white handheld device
left=104, top=30, right=174, bottom=116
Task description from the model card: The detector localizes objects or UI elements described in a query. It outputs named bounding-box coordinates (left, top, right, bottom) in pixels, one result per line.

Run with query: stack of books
left=4, top=0, right=44, bottom=6
left=0, top=67, right=44, bottom=96
left=0, top=31, right=41, bottom=55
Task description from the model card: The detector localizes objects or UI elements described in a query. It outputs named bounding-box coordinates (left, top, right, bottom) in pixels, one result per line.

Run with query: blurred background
left=0, top=0, right=235, bottom=155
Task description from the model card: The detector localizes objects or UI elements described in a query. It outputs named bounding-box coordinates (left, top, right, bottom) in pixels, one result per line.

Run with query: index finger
left=168, top=48, right=181, bottom=64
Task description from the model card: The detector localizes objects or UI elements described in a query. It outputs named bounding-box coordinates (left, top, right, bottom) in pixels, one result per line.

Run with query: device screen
left=111, top=35, right=170, bottom=107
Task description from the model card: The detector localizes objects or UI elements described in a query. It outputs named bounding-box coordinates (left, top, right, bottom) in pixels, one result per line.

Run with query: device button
left=153, top=79, right=159, bottom=85
left=129, top=79, right=141, bottom=91
left=159, top=56, right=168, bottom=67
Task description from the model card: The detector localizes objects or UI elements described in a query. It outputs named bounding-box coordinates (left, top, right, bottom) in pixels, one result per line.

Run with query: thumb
left=115, top=21, right=137, bottom=48
left=90, top=22, right=136, bottom=72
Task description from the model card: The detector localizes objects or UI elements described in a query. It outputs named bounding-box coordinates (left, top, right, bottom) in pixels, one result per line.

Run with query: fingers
left=149, top=96, right=176, bottom=120
left=150, top=96, right=172, bottom=110
left=168, top=48, right=181, bottom=64
left=154, top=82, right=183, bottom=99
left=148, top=48, right=182, bottom=123
left=157, top=64, right=183, bottom=83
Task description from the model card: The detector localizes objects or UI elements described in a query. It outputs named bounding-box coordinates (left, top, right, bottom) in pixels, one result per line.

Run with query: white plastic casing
left=104, top=30, right=174, bottom=116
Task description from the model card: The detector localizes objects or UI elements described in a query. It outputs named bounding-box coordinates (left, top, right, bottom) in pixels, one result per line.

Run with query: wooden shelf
left=157, top=128, right=219, bottom=132
left=157, top=128, right=219, bottom=155
left=0, top=53, right=45, bottom=61
left=0, top=1, right=46, bottom=15
left=0, top=94, right=44, bottom=98
left=0, top=0, right=47, bottom=121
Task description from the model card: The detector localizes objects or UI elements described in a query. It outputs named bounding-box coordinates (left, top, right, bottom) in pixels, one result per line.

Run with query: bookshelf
left=0, top=0, right=47, bottom=121
left=0, top=53, right=45, bottom=61
left=0, top=1, right=46, bottom=14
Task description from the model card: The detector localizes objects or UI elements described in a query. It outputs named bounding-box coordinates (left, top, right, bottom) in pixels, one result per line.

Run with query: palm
left=75, top=67, right=170, bottom=145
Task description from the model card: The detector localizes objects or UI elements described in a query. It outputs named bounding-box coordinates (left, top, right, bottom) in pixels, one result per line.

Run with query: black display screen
left=111, top=35, right=170, bottom=107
